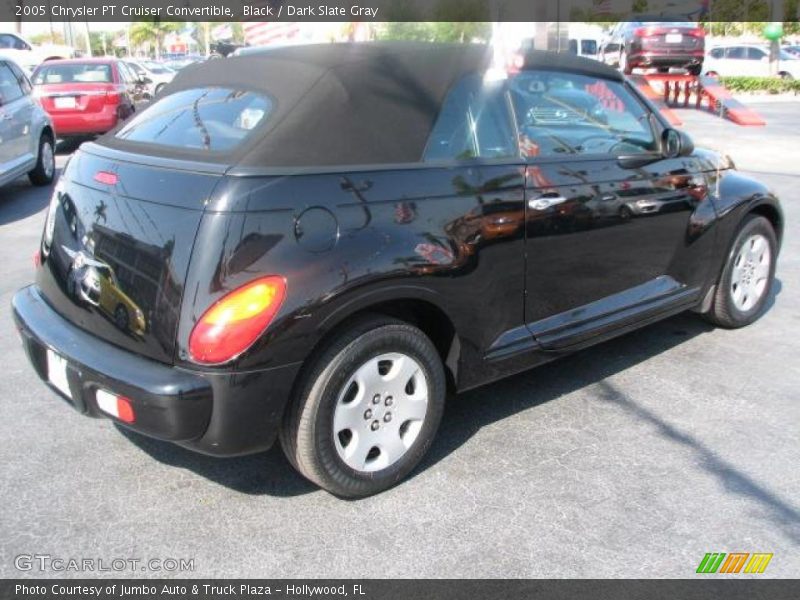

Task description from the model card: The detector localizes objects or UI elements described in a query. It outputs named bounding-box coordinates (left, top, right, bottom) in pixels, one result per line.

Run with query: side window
left=747, top=47, right=767, bottom=60
left=424, top=74, right=517, bottom=162
left=0, top=34, right=17, bottom=49
left=7, top=62, right=32, bottom=95
left=568, top=39, right=578, bottom=54
left=709, top=48, right=724, bottom=59
left=0, top=63, right=24, bottom=104
left=127, top=62, right=146, bottom=78
left=509, top=70, right=656, bottom=157
left=117, top=62, right=135, bottom=84
left=582, top=40, right=598, bottom=55
left=13, top=36, right=30, bottom=50
left=727, top=47, right=746, bottom=59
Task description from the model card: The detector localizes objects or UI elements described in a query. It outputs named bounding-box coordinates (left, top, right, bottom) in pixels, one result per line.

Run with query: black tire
left=704, top=215, right=777, bottom=329
left=280, top=315, right=446, bottom=498
left=114, top=305, right=130, bottom=331
left=28, top=133, right=55, bottom=186
left=779, top=72, right=793, bottom=81
left=687, top=64, right=703, bottom=76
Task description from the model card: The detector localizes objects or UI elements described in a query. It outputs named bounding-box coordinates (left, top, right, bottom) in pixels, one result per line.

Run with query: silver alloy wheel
left=730, top=233, right=771, bottom=312
left=42, top=140, right=55, bottom=179
left=333, top=352, right=428, bottom=472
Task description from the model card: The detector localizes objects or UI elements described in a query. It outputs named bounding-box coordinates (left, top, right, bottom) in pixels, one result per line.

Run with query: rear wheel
left=114, top=305, right=130, bottom=331
left=779, top=71, right=793, bottom=81
left=28, top=133, right=55, bottom=186
left=280, top=315, right=446, bottom=498
left=704, top=215, right=777, bottom=328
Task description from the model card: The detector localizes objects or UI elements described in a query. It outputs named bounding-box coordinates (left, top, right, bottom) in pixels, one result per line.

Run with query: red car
left=30, top=59, right=147, bottom=138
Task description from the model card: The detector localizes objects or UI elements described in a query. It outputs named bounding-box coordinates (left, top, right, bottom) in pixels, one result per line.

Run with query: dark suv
left=13, top=43, right=781, bottom=497
left=600, top=20, right=706, bottom=74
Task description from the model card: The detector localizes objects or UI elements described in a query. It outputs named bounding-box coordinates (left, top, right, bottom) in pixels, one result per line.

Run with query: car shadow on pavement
left=593, top=378, right=800, bottom=546
left=119, top=282, right=783, bottom=503
left=0, top=171, right=59, bottom=226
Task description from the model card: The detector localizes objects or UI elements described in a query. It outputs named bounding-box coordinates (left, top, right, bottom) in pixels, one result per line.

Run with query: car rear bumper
left=630, top=51, right=704, bottom=67
left=12, top=285, right=301, bottom=457
left=51, top=110, right=119, bottom=136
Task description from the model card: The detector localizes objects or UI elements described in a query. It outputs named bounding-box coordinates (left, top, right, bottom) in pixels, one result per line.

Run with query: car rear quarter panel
left=176, top=166, right=527, bottom=386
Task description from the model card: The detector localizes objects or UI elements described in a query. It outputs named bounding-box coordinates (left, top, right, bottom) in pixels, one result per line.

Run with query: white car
left=705, top=44, right=800, bottom=79
left=0, top=58, right=55, bottom=188
left=124, top=59, right=176, bottom=97
left=0, top=32, right=73, bottom=74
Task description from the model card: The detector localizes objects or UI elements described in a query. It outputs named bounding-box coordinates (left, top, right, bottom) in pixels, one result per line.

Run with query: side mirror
left=662, top=128, right=694, bottom=158
left=138, top=76, right=152, bottom=85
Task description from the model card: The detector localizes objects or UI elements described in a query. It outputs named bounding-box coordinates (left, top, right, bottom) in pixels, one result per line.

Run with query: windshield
left=115, top=87, right=273, bottom=153
left=33, top=63, right=112, bottom=84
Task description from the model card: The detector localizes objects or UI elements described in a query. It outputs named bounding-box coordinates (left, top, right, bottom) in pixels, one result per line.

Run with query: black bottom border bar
left=3, top=579, right=800, bottom=600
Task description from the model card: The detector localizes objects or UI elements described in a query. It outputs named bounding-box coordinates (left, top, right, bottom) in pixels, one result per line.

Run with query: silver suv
left=0, top=58, right=55, bottom=188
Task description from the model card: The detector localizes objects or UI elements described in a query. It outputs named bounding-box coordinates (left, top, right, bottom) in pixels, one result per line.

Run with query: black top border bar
left=1, top=0, right=798, bottom=23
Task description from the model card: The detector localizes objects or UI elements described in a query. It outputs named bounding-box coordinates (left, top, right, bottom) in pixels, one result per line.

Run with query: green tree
left=129, top=20, right=182, bottom=59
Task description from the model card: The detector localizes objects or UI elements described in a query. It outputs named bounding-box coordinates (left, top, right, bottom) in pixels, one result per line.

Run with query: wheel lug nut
left=384, top=413, right=392, bottom=423
left=371, top=420, right=380, bottom=431
left=364, top=409, right=372, bottom=420
left=372, top=394, right=381, bottom=405
left=385, top=396, right=393, bottom=407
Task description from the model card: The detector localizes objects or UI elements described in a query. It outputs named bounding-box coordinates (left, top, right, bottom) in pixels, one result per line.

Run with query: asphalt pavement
left=0, top=103, right=798, bottom=578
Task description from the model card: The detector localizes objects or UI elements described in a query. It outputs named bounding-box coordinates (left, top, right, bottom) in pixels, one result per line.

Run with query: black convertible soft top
left=100, top=42, right=624, bottom=169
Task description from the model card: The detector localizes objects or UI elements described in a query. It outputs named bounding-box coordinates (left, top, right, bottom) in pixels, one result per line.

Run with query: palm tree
left=129, top=21, right=182, bottom=59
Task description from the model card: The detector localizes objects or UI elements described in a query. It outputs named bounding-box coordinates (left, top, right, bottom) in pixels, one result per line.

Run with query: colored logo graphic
left=696, top=552, right=773, bottom=574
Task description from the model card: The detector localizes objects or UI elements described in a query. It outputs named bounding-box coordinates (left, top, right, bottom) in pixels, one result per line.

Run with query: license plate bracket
left=665, top=33, right=683, bottom=43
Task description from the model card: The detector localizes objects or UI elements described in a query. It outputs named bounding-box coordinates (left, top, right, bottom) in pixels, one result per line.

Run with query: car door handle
left=528, top=195, right=567, bottom=210
left=1, top=113, right=12, bottom=120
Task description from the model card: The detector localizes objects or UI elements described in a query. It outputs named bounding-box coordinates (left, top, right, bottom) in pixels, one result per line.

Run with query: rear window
left=115, top=87, right=272, bottom=153
left=33, top=63, right=113, bottom=84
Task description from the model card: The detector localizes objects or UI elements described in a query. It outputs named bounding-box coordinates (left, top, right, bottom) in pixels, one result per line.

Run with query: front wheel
left=28, top=134, right=55, bottom=186
left=704, top=215, right=777, bottom=328
left=280, top=316, right=446, bottom=498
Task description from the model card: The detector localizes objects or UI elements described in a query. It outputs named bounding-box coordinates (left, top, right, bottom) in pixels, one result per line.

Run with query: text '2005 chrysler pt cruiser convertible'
left=13, top=43, right=782, bottom=497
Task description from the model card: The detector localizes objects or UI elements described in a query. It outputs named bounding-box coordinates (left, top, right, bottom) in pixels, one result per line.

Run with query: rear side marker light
left=94, top=171, right=118, bottom=185
left=96, top=389, right=135, bottom=423
left=189, top=276, right=287, bottom=365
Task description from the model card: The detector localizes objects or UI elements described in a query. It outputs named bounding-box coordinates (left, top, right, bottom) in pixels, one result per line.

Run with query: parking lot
left=0, top=102, right=798, bottom=579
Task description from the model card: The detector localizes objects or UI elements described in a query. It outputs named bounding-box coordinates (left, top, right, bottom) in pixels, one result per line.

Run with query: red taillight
left=188, top=276, right=287, bottom=364
left=105, top=89, right=121, bottom=104
left=688, top=27, right=705, bottom=37
left=94, top=171, right=118, bottom=185
left=96, top=389, right=135, bottom=423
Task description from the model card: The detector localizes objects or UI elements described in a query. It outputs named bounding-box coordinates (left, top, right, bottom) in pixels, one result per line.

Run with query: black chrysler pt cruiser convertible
left=13, top=43, right=782, bottom=497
